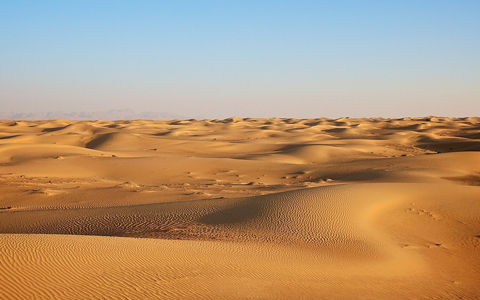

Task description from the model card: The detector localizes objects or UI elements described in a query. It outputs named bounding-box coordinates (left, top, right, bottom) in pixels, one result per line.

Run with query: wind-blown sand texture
left=1, top=116, right=479, bottom=299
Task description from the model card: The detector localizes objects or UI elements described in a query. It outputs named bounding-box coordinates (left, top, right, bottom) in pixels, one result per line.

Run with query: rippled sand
left=1, top=117, right=480, bottom=299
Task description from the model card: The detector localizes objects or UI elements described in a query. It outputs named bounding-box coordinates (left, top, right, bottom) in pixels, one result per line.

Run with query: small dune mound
left=0, top=143, right=103, bottom=164
left=255, top=144, right=370, bottom=164
left=225, top=116, right=243, bottom=123
left=30, top=188, right=59, bottom=196
left=116, top=181, right=141, bottom=188
left=199, top=185, right=388, bottom=257
left=85, top=132, right=144, bottom=150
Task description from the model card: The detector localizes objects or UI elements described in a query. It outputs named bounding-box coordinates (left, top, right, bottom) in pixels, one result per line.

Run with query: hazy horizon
left=2, top=108, right=479, bottom=121
left=1, top=1, right=479, bottom=119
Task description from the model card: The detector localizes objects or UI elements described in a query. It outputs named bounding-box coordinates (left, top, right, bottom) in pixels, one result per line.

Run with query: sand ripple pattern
left=1, top=118, right=480, bottom=299
left=1, top=183, right=480, bottom=299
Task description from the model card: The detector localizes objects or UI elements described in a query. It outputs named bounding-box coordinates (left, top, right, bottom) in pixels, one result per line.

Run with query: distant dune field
left=1, top=117, right=480, bottom=299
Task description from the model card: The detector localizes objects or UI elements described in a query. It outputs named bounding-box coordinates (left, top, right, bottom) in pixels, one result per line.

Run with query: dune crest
left=1, top=117, right=480, bottom=299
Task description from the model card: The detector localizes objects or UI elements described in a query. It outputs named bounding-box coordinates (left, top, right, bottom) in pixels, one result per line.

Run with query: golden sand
left=1, top=117, right=479, bottom=299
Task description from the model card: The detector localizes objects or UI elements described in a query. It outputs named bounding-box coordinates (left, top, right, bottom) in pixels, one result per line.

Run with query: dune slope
left=1, top=117, right=479, bottom=299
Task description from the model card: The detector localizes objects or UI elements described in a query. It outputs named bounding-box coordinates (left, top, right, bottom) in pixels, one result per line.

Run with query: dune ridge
left=1, top=117, right=479, bottom=299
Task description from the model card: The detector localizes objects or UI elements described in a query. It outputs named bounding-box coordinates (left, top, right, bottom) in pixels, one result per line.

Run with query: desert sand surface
left=1, top=116, right=480, bottom=299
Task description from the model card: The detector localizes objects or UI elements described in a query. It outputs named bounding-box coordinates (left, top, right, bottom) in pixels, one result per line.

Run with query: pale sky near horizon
left=1, top=0, right=479, bottom=119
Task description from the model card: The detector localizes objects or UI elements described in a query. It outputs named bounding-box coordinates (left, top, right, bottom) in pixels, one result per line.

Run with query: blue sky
left=1, top=0, right=479, bottom=118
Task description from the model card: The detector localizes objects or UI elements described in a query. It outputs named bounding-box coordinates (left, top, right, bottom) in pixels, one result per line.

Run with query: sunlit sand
left=1, top=116, right=479, bottom=299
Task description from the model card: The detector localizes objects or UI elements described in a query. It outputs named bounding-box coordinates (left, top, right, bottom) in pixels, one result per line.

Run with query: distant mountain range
left=0, top=109, right=185, bottom=120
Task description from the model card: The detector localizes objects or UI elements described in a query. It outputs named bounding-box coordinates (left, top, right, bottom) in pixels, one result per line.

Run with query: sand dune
left=1, top=117, right=479, bottom=299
